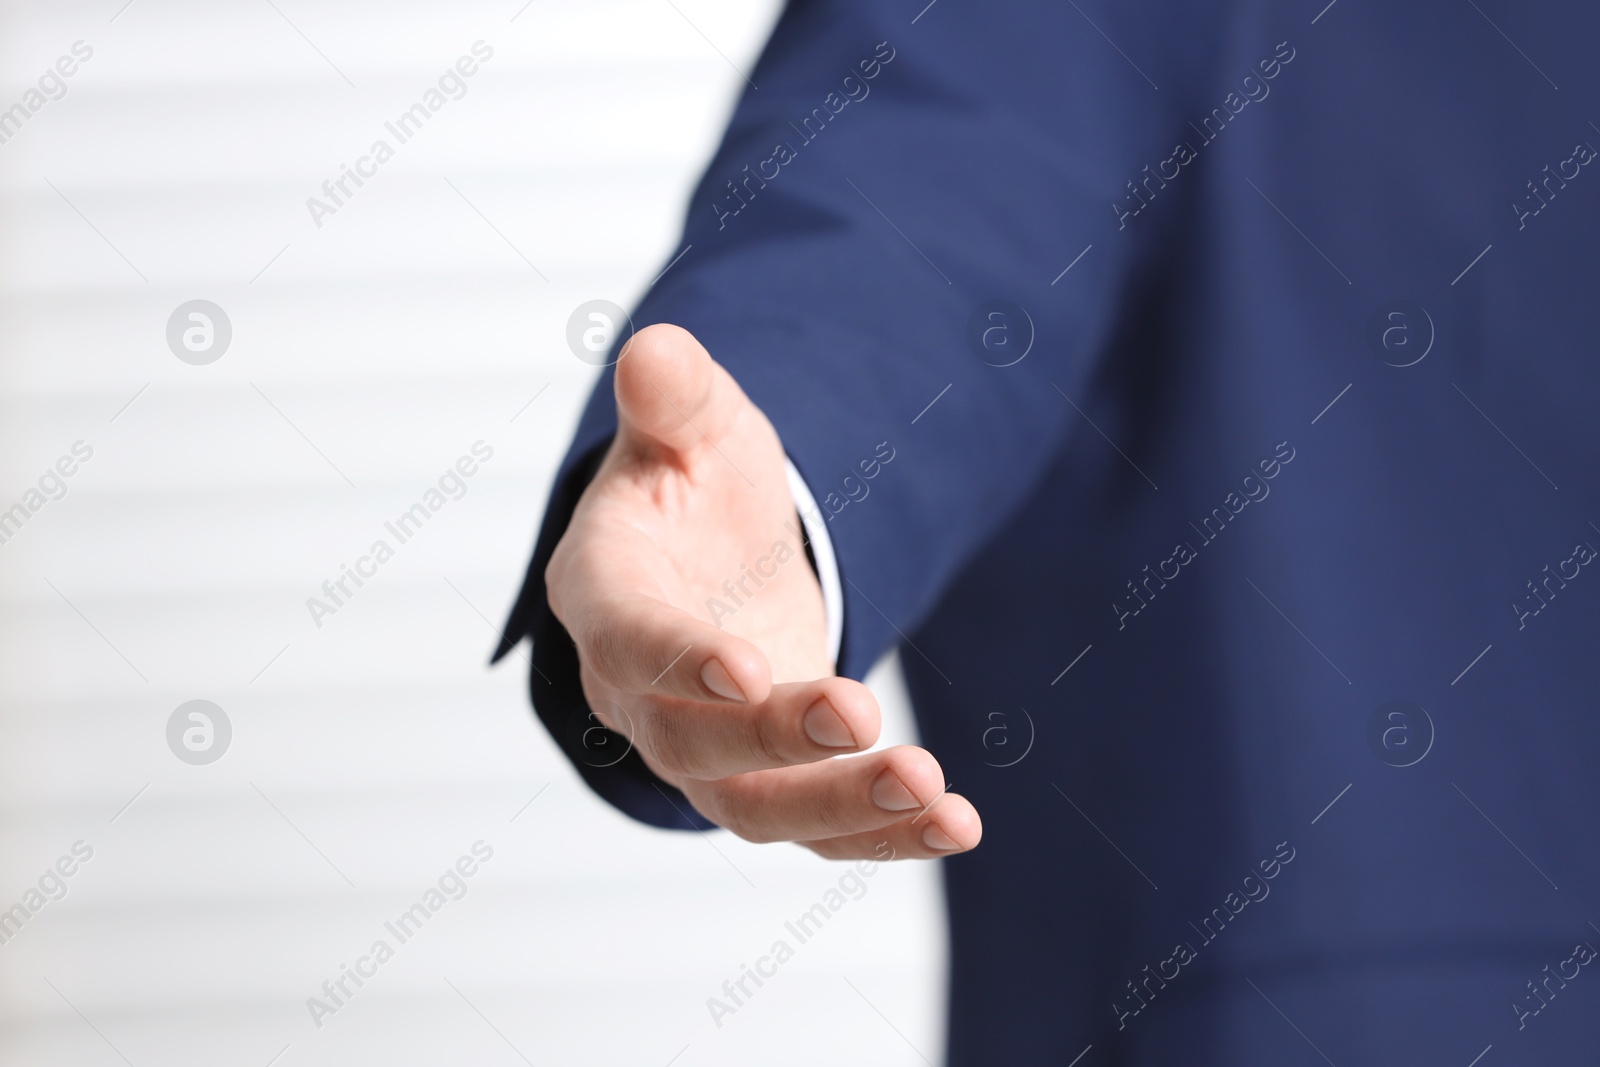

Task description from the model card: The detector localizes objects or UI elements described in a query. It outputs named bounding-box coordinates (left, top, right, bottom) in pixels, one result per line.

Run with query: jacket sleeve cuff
left=786, top=456, right=844, bottom=669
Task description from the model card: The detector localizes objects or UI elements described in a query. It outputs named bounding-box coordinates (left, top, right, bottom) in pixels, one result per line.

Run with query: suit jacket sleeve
left=493, top=0, right=1184, bottom=828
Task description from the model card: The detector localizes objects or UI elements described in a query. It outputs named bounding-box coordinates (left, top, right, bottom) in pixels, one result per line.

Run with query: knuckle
left=583, top=622, right=636, bottom=685
left=746, top=714, right=788, bottom=770
left=541, top=551, right=572, bottom=622
left=702, top=783, right=766, bottom=842
left=641, top=710, right=704, bottom=778
left=810, top=786, right=857, bottom=838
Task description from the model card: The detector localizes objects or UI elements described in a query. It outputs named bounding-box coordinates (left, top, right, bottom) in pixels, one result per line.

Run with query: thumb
left=614, top=323, right=741, bottom=458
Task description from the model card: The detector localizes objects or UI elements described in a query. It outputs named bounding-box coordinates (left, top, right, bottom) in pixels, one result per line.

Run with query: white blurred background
left=0, top=2, right=944, bottom=1063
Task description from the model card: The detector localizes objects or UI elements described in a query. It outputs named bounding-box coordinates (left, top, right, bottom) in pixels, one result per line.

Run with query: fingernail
left=921, top=825, right=960, bottom=851
left=872, top=772, right=921, bottom=812
left=700, top=658, right=746, bottom=702
left=803, top=699, right=857, bottom=749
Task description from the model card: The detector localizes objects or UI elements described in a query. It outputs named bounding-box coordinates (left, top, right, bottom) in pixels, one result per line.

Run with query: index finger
left=564, top=591, right=773, bottom=705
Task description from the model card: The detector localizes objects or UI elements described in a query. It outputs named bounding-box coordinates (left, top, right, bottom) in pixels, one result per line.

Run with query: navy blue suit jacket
left=496, top=1, right=1600, bottom=1061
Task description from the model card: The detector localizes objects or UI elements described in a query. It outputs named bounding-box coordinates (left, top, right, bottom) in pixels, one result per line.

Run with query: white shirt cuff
left=785, top=458, right=843, bottom=670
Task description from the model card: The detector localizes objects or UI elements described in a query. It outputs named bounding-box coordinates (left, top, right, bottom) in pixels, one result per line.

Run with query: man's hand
left=545, top=324, right=981, bottom=859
